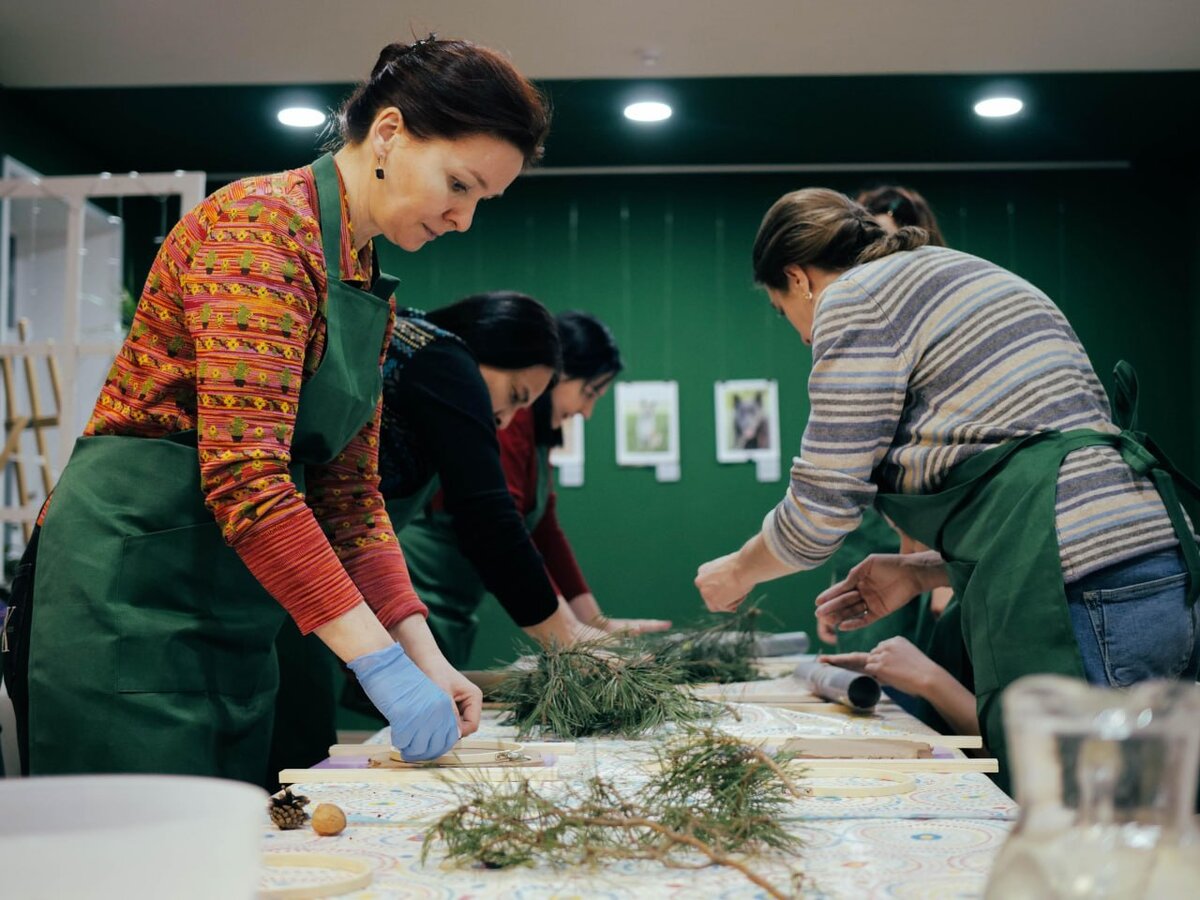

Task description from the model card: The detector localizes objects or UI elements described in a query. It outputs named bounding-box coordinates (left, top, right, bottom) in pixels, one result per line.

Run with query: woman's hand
left=695, top=551, right=755, bottom=612
left=817, top=650, right=869, bottom=672
left=389, top=614, right=483, bottom=737
left=821, top=637, right=941, bottom=696
left=567, top=592, right=672, bottom=635
left=409, top=655, right=484, bottom=738
left=817, top=614, right=839, bottom=646
left=346, top=644, right=460, bottom=761
left=814, top=551, right=947, bottom=632
left=695, top=533, right=798, bottom=613
left=600, top=617, right=673, bottom=635
left=524, top=596, right=613, bottom=648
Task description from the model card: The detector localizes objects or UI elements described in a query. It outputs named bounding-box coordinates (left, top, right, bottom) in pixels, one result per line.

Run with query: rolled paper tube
left=791, top=657, right=881, bottom=710
left=751, top=631, right=810, bottom=657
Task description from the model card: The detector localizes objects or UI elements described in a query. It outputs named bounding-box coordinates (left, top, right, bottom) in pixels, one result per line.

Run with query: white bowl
left=0, top=774, right=267, bottom=899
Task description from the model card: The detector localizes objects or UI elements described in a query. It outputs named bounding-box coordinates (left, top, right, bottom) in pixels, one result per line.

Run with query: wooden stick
left=278, top=766, right=562, bottom=785
left=19, top=324, right=53, bottom=496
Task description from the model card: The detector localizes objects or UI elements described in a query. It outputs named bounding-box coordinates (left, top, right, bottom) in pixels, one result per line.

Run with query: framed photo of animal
left=615, top=380, right=680, bottom=467
left=714, top=379, right=779, bottom=464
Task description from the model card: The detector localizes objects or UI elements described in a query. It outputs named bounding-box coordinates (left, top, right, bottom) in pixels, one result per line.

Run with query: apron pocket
left=115, top=522, right=280, bottom=697
left=1082, top=571, right=1193, bottom=687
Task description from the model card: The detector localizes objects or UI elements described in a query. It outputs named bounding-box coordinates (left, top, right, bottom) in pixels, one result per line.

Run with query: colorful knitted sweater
left=79, top=162, right=424, bottom=634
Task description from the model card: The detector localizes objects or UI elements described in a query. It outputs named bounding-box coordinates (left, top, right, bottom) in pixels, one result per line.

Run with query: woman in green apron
left=378, top=296, right=616, bottom=664
left=696, top=188, right=1199, bottom=788
left=817, top=184, right=950, bottom=665
left=400, top=310, right=670, bottom=667
left=2, top=37, right=550, bottom=782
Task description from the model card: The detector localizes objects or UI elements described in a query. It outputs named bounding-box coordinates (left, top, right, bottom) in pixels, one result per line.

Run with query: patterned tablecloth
left=260, top=702, right=1015, bottom=899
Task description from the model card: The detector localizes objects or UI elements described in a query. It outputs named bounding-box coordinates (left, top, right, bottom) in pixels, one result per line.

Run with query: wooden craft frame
left=386, top=738, right=528, bottom=767
left=259, top=852, right=372, bottom=899
left=794, top=768, right=916, bottom=798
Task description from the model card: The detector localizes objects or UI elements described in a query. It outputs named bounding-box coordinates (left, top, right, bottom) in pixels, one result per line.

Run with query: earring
left=374, top=158, right=385, bottom=180
left=806, top=291, right=813, bottom=301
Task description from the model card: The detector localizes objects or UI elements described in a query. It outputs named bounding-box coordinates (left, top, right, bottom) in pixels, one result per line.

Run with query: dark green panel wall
left=373, top=168, right=1197, bottom=670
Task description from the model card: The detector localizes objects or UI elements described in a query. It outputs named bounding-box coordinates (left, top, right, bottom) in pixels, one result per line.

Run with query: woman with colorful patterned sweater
left=397, top=310, right=671, bottom=666
left=5, top=37, right=549, bottom=783
left=695, top=188, right=1199, bottom=787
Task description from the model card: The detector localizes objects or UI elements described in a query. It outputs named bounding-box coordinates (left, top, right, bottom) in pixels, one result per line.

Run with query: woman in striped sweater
left=695, top=188, right=1198, bottom=780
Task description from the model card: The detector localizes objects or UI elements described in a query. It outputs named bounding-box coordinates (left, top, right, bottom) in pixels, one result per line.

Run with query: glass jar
left=985, top=675, right=1200, bottom=898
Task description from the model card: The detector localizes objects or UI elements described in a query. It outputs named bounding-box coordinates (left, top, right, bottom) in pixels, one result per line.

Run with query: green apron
left=27, top=153, right=394, bottom=783
left=904, top=598, right=969, bottom=734
left=393, top=446, right=552, bottom=666
left=875, top=411, right=1199, bottom=793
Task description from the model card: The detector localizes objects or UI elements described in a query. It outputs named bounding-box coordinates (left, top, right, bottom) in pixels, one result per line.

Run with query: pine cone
left=268, top=788, right=311, bottom=830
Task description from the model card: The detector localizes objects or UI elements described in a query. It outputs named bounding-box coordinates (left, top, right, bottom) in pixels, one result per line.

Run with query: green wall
left=372, top=167, right=1198, bottom=670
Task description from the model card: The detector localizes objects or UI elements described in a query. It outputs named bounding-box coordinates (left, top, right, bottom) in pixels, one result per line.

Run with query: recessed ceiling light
left=624, top=101, right=672, bottom=123
left=974, top=97, right=1023, bottom=118
left=277, top=107, right=327, bottom=128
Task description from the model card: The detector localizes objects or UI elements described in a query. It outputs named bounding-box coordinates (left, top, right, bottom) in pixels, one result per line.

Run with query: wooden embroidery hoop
left=794, top=767, right=916, bottom=798
left=260, top=853, right=373, bottom=899
left=386, top=738, right=530, bottom=767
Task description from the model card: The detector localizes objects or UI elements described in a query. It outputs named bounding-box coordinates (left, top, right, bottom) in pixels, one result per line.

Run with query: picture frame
left=549, top=413, right=585, bottom=469
left=615, top=380, right=680, bottom=467
left=714, top=379, right=780, bottom=463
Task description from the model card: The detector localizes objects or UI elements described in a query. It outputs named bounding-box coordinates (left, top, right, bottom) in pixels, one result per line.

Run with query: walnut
left=311, top=802, right=347, bottom=836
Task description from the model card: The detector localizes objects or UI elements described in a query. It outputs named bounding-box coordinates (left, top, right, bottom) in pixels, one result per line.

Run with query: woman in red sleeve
left=3, top=37, right=549, bottom=783
left=399, top=311, right=671, bottom=666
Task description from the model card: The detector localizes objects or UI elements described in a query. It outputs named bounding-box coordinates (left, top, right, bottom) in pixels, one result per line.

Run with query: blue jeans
left=1066, top=547, right=1199, bottom=687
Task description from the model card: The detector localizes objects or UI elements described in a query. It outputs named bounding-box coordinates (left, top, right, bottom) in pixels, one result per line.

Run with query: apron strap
left=1104, top=361, right=1200, bottom=604
left=1111, top=431, right=1200, bottom=607
left=1110, top=359, right=1140, bottom=431
left=313, top=154, right=399, bottom=301
left=311, top=154, right=345, bottom=283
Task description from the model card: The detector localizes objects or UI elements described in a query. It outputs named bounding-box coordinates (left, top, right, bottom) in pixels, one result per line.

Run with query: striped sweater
left=763, top=246, right=1180, bottom=582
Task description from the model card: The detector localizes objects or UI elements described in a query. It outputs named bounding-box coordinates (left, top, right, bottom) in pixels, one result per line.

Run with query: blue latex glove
left=346, top=643, right=459, bottom=761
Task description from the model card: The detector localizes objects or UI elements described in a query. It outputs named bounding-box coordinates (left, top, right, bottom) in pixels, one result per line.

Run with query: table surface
left=260, top=690, right=1015, bottom=899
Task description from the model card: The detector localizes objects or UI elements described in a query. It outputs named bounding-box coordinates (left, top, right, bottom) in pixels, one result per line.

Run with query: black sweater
left=378, top=316, right=557, bottom=627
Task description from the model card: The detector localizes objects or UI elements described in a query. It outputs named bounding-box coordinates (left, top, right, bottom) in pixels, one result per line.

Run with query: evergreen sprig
left=422, top=730, right=805, bottom=898
left=639, top=606, right=764, bottom=685
left=494, top=640, right=708, bottom=738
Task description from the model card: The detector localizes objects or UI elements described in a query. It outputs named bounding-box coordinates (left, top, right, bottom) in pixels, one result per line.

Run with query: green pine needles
left=642, top=606, right=764, bottom=685
left=422, top=730, right=805, bottom=898
left=494, top=640, right=709, bottom=738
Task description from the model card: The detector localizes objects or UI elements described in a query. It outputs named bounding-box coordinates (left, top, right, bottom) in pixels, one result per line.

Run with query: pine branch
left=635, top=606, right=765, bottom=685
left=422, top=731, right=806, bottom=898
left=494, top=640, right=710, bottom=738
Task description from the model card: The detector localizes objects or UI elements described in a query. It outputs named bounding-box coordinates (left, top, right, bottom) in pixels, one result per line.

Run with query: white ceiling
left=2, top=0, right=1198, bottom=88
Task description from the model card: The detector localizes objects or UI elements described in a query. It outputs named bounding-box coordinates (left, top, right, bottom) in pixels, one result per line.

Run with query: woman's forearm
left=919, top=668, right=979, bottom=737
left=313, top=601, right=394, bottom=662
left=387, top=612, right=445, bottom=666
left=729, top=532, right=801, bottom=595
left=567, top=591, right=604, bottom=625
left=523, top=596, right=607, bottom=646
